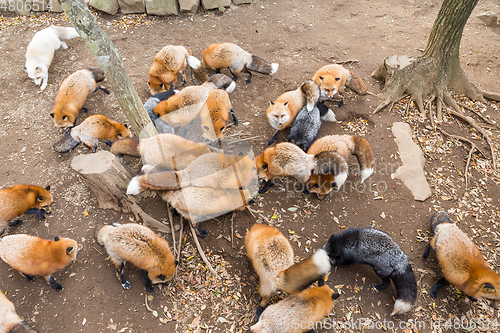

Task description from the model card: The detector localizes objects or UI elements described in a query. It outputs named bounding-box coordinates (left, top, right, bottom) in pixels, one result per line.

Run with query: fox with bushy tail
left=324, top=228, right=417, bottom=315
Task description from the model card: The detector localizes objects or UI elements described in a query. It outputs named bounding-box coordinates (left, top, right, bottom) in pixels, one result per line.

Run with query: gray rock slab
left=477, top=11, right=498, bottom=26
left=89, top=0, right=119, bottom=15
left=179, top=0, right=199, bottom=12
left=145, top=0, right=178, bottom=15
left=118, top=0, right=145, bottom=13
left=233, top=0, right=251, bottom=4
left=201, top=0, right=230, bottom=10
left=391, top=122, right=432, bottom=201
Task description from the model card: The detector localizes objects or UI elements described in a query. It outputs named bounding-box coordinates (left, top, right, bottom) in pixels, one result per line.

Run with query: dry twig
left=189, top=222, right=218, bottom=276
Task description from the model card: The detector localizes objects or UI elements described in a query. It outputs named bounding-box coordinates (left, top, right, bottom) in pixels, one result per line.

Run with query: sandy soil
left=0, top=0, right=500, bottom=332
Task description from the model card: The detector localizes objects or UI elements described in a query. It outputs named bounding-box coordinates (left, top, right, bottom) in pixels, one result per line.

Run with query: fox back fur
left=0, top=290, right=39, bottom=332
left=424, top=211, right=500, bottom=308
left=50, top=68, right=109, bottom=129
left=324, top=228, right=417, bottom=315
left=249, top=285, right=339, bottom=333
left=0, top=234, right=81, bottom=292
left=0, top=184, right=52, bottom=237
left=288, top=103, right=321, bottom=152
left=24, top=25, right=80, bottom=91
left=96, top=223, right=176, bottom=292
left=245, top=223, right=331, bottom=308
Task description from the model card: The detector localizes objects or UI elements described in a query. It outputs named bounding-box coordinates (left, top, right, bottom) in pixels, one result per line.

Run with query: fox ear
left=284, top=102, right=289, bottom=107
left=483, top=282, right=496, bottom=293
left=66, top=246, right=74, bottom=254
left=174, top=260, right=179, bottom=266
left=158, top=274, right=166, bottom=281
left=269, top=101, right=274, bottom=106
left=319, top=76, right=324, bottom=81
left=332, top=293, right=340, bottom=300
left=124, top=124, right=128, bottom=129
left=37, top=195, right=43, bottom=201
left=45, top=185, right=51, bottom=191
left=335, top=77, right=340, bottom=82
left=50, top=113, right=54, bottom=118
left=54, top=236, right=60, bottom=241
left=262, top=164, right=268, bottom=171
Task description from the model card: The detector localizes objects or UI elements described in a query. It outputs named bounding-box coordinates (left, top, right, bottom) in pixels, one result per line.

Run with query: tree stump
left=71, top=151, right=171, bottom=233
left=371, top=55, right=416, bottom=83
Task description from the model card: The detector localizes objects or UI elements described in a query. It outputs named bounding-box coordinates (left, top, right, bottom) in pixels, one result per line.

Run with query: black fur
left=24, top=208, right=45, bottom=220
left=7, top=321, right=39, bottom=333
left=288, top=104, right=321, bottom=152
left=430, top=211, right=452, bottom=233
left=117, top=262, right=131, bottom=289
left=144, top=89, right=176, bottom=134
left=267, top=130, right=280, bottom=145
left=258, top=180, right=275, bottom=194
left=141, top=269, right=154, bottom=293
left=48, top=275, right=63, bottom=292
left=430, top=277, right=450, bottom=299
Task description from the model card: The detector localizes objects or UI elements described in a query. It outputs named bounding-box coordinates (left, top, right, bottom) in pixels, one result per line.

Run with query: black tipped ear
left=483, top=282, right=496, bottom=292
left=50, top=113, right=54, bottom=118
left=62, top=115, right=68, bottom=120
left=174, top=260, right=179, bottom=266
left=335, top=77, right=340, bottom=81
left=284, top=102, right=289, bottom=107
left=66, top=246, right=74, bottom=254
left=332, top=293, right=340, bottom=300
left=269, top=101, right=274, bottom=106
left=54, top=236, right=60, bottom=241
left=45, top=185, right=51, bottom=191
left=319, top=76, right=324, bottom=81
left=158, top=274, right=166, bottom=281
left=124, top=124, right=128, bottom=129
left=262, top=164, right=268, bottom=171
left=37, top=195, right=43, bottom=201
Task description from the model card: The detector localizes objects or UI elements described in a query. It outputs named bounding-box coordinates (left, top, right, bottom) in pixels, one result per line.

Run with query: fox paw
left=256, top=305, right=264, bottom=319
left=122, top=281, right=131, bottom=290
left=146, top=285, right=155, bottom=293
left=52, top=283, right=63, bottom=292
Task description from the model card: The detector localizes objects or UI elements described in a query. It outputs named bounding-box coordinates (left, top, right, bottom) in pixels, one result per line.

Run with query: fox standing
left=424, top=211, right=500, bottom=308
left=24, top=25, right=80, bottom=91
left=245, top=223, right=331, bottom=311
left=96, top=223, right=177, bottom=292
left=200, top=43, right=278, bottom=84
left=323, top=228, right=417, bottom=315
left=249, top=285, right=339, bottom=333
left=0, top=234, right=81, bottom=291
left=148, top=45, right=194, bottom=94
left=50, top=68, right=110, bottom=129
left=0, top=184, right=52, bottom=237
left=0, top=290, right=39, bottom=332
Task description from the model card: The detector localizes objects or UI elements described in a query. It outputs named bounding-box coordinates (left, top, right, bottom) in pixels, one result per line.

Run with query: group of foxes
left=0, top=22, right=498, bottom=333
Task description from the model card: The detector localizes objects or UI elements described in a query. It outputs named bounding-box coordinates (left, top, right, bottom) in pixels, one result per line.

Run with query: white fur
left=320, top=108, right=337, bottom=122
left=126, top=176, right=141, bottom=195
left=391, top=299, right=412, bottom=316
left=186, top=55, right=202, bottom=69
left=312, top=249, right=331, bottom=274
left=361, top=168, right=374, bottom=183
left=335, top=171, right=348, bottom=189
left=24, top=26, right=79, bottom=91
left=225, top=80, right=236, bottom=93
left=141, top=164, right=155, bottom=173
left=270, top=63, right=279, bottom=75
left=267, top=112, right=289, bottom=131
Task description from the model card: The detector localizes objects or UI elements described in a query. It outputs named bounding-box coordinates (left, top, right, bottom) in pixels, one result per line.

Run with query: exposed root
left=436, top=96, right=443, bottom=122
left=334, top=59, right=358, bottom=65
left=456, top=101, right=499, bottom=128
left=128, top=196, right=171, bottom=233
left=189, top=222, right=218, bottom=276
left=167, top=202, right=176, bottom=255
left=373, top=98, right=393, bottom=114
left=479, top=89, right=500, bottom=102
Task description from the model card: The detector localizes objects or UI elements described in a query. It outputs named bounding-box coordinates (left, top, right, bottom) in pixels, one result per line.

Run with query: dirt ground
left=1, top=0, right=500, bottom=332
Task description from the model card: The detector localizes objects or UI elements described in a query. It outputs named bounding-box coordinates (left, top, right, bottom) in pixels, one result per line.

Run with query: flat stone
left=48, top=0, right=63, bottom=12
left=145, top=0, right=178, bottom=15
left=233, top=0, right=251, bottom=4
left=89, top=0, right=119, bottom=15
left=179, top=0, right=199, bottom=12
left=477, top=11, right=498, bottom=26
left=391, top=122, right=432, bottom=201
left=201, top=0, right=230, bottom=10
left=118, top=0, right=145, bottom=14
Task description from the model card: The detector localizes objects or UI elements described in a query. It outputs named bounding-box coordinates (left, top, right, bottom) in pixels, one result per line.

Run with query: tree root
left=456, top=101, right=499, bottom=128
left=167, top=202, right=176, bottom=255
left=127, top=196, right=171, bottom=233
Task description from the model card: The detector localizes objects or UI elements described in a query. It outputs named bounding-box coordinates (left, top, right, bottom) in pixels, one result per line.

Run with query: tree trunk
left=58, top=0, right=157, bottom=138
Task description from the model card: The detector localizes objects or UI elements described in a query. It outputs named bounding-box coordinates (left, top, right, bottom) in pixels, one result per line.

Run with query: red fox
left=52, top=114, right=131, bottom=153
left=0, top=184, right=52, bottom=237
left=127, top=153, right=256, bottom=194
left=312, top=64, right=367, bottom=107
left=200, top=88, right=238, bottom=140
left=249, top=285, right=340, bottom=333
left=153, top=74, right=235, bottom=127
left=0, top=234, right=81, bottom=292
left=50, top=68, right=110, bottom=129
left=255, top=142, right=315, bottom=194
left=245, top=224, right=331, bottom=310
left=424, top=211, right=500, bottom=309
left=306, top=135, right=375, bottom=198
left=0, top=290, right=38, bottom=332
left=96, top=223, right=177, bottom=292
left=201, top=43, right=278, bottom=84
left=110, top=133, right=211, bottom=171
left=148, top=45, right=193, bottom=94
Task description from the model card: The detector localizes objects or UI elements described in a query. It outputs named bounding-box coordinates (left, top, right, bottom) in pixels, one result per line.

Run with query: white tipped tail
left=270, top=63, right=279, bottom=75
left=335, top=171, right=348, bottom=188
left=127, top=176, right=141, bottom=195
left=51, top=26, right=80, bottom=40
left=360, top=168, right=374, bottom=183
left=321, top=108, right=337, bottom=122
left=391, top=299, right=413, bottom=316
left=312, top=249, right=331, bottom=274
left=141, top=164, right=155, bottom=173
left=187, top=55, right=202, bottom=69
left=225, top=80, right=236, bottom=93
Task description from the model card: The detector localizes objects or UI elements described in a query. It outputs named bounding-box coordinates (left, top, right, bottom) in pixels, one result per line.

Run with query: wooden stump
left=371, top=55, right=416, bottom=83
left=71, top=151, right=171, bottom=233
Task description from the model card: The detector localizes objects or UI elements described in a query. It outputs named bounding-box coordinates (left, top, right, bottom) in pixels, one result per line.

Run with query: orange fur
left=70, top=114, right=131, bottom=150
left=250, top=285, right=338, bottom=333
left=0, top=234, right=81, bottom=290
left=312, top=64, right=349, bottom=100
left=256, top=143, right=315, bottom=183
left=201, top=43, right=252, bottom=76
left=96, top=223, right=176, bottom=289
left=0, top=185, right=52, bottom=235
left=0, top=290, right=38, bottom=332
left=50, top=69, right=105, bottom=129
left=266, top=89, right=306, bottom=131
left=201, top=89, right=232, bottom=140
left=430, top=221, right=500, bottom=308
left=148, top=45, right=192, bottom=94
